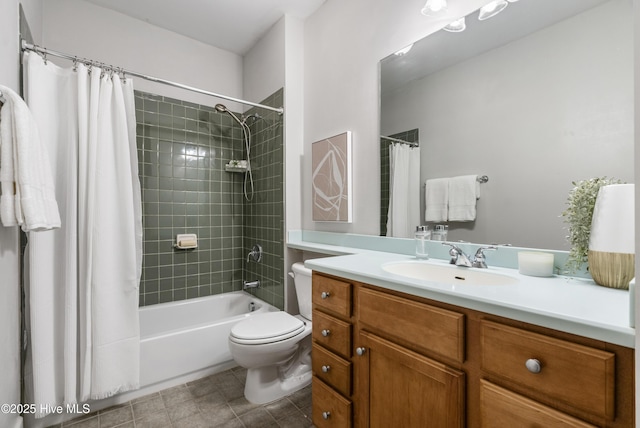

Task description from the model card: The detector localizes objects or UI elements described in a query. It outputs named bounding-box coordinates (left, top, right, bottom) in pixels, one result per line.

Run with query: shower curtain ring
left=72, top=57, right=78, bottom=72
left=35, top=45, right=47, bottom=64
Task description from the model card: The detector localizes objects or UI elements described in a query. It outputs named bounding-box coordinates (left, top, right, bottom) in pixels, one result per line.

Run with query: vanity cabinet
left=312, top=273, right=354, bottom=427
left=311, top=271, right=635, bottom=428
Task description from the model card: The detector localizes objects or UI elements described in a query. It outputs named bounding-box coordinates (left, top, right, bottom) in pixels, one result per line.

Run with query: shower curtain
left=22, top=51, right=142, bottom=419
left=386, top=143, right=420, bottom=238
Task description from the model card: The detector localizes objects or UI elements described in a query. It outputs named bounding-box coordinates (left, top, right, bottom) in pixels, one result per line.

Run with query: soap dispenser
left=415, top=226, right=431, bottom=259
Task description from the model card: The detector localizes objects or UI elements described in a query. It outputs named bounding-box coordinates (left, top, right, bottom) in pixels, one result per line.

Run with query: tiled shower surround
left=135, top=89, right=284, bottom=308
left=380, top=128, right=419, bottom=236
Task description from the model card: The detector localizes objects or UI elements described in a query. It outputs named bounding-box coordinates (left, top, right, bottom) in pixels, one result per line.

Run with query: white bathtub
left=139, top=291, right=279, bottom=387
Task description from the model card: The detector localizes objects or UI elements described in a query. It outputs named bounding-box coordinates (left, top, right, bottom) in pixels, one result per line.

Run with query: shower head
left=215, top=104, right=228, bottom=113
left=242, top=113, right=261, bottom=124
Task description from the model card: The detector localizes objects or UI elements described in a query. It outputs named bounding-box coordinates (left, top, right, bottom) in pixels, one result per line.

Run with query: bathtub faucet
left=247, top=244, right=263, bottom=263
left=244, top=280, right=260, bottom=290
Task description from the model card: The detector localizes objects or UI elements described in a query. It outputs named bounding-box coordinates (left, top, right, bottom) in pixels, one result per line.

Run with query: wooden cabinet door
left=355, top=331, right=465, bottom=428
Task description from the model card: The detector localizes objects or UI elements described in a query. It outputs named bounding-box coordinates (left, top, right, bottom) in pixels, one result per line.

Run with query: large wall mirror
left=380, top=0, right=633, bottom=250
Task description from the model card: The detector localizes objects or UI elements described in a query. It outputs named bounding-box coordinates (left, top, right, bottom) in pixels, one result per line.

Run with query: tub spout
left=244, top=280, right=260, bottom=290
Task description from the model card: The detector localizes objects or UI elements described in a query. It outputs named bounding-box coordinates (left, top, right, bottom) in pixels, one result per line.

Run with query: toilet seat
left=230, top=312, right=306, bottom=345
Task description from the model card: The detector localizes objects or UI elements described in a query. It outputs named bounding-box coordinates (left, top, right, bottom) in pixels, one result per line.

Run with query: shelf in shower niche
left=225, top=165, right=249, bottom=173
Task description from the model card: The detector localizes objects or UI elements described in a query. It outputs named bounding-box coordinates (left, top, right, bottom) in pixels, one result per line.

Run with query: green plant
left=561, top=177, right=624, bottom=273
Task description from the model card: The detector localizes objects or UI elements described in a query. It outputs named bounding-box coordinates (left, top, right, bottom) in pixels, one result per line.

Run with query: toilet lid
left=230, top=312, right=305, bottom=345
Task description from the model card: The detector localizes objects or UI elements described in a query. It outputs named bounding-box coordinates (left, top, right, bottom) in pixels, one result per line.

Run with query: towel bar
left=423, top=175, right=489, bottom=187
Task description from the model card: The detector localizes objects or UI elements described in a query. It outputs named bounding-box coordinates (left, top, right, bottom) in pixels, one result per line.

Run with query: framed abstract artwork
left=312, top=131, right=352, bottom=222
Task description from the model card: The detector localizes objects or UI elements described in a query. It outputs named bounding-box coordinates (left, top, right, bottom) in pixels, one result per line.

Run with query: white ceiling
left=83, top=0, right=326, bottom=55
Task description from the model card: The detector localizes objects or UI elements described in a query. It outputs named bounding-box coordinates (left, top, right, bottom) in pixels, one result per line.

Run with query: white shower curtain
left=386, top=143, right=420, bottom=238
left=22, top=51, right=142, bottom=419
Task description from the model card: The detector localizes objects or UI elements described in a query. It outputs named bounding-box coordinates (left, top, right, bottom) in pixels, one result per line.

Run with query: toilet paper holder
left=174, top=233, right=198, bottom=250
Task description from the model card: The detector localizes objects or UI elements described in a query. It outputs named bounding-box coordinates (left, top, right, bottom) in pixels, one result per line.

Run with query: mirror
left=380, top=0, right=633, bottom=250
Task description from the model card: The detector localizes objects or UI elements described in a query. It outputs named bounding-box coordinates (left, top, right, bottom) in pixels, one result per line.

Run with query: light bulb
left=478, top=0, right=508, bottom=21
left=394, top=44, right=414, bottom=56
left=443, top=17, right=466, bottom=32
left=421, top=0, right=448, bottom=16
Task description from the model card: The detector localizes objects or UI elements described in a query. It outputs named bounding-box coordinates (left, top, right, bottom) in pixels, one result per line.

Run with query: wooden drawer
left=480, top=320, right=615, bottom=420
left=358, top=287, right=465, bottom=362
left=313, top=274, right=352, bottom=319
left=313, top=376, right=352, bottom=428
left=312, top=310, right=352, bottom=359
left=313, top=343, right=352, bottom=397
left=480, top=380, right=597, bottom=428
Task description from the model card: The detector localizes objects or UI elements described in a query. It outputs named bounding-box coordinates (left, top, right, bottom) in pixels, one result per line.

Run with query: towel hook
left=477, top=175, right=489, bottom=183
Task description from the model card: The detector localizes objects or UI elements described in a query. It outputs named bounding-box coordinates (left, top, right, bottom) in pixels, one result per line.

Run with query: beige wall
left=42, top=0, right=243, bottom=110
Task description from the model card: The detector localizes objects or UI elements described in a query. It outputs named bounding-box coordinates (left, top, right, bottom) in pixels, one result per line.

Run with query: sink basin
left=382, top=261, right=518, bottom=286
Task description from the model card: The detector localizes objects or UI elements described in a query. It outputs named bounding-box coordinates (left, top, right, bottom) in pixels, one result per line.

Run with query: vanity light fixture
left=443, top=17, right=466, bottom=32
left=478, top=0, right=508, bottom=21
left=421, top=0, right=448, bottom=17
left=394, top=44, right=414, bottom=56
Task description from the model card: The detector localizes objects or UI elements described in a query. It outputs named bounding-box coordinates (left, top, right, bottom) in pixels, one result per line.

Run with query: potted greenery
left=561, top=177, right=624, bottom=274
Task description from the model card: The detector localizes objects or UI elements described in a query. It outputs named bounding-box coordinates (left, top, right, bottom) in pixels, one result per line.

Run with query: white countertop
left=304, top=251, right=635, bottom=348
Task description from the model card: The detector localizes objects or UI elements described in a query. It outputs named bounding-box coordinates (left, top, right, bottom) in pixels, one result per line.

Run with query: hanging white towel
left=425, top=178, right=449, bottom=222
left=0, top=84, right=61, bottom=231
left=448, top=175, right=480, bottom=221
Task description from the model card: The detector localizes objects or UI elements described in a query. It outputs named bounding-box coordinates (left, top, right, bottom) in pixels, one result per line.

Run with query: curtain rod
left=381, top=135, right=419, bottom=147
left=21, top=40, right=284, bottom=115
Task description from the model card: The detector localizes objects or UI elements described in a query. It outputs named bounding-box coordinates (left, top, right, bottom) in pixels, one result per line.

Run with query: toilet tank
left=291, top=262, right=313, bottom=320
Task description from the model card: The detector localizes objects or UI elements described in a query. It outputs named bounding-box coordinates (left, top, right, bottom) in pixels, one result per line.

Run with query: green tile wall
left=380, top=129, right=419, bottom=236
left=242, top=89, right=285, bottom=309
left=135, top=89, right=284, bottom=308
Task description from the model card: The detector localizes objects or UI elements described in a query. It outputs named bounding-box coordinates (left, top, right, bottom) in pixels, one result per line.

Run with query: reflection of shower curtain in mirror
left=22, top=51, right=142, bottom=420
left=386, top=143, right=420, bottom=238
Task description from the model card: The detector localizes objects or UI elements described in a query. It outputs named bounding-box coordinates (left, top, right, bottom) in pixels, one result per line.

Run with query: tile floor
left=49, top=367, right=313, bottom=428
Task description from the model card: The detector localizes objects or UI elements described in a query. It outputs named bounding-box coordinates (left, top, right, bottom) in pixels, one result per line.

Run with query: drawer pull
left=321, top=329, right=331, bottom=337
left=321, top=365, right=331, bottom=373
left=322, top=411, right=331, bottom=420
left=321, top=291, right=331, bottom=299
left=525, top=358, right=542, bottom=374
left=356, top=347, right=366, bottom=356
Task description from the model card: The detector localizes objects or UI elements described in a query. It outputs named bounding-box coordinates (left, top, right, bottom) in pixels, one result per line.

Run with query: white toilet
left=229, top=262, right=313, bottom=404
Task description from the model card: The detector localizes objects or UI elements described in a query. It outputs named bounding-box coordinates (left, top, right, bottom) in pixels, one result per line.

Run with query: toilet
left=228, top=262, right=313, bottom=404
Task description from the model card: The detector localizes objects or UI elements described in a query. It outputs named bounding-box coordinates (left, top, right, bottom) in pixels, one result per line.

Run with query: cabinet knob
left=525, top=358, right=542, bottom=374
left=322, top=411, right=331, bottom=420
left=321, top=291, right=331, bottom=299
left=321, top=365, right=331, bottom=373
left=321, top=329, right=331, bottom=337
left=356, top=347, right=366, bottom=356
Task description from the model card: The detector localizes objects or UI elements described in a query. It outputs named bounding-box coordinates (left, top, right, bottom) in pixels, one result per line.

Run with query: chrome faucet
left=442, top=243, right=473, bottom=267
left=471, top=246, right=497, bottom=268
left=442, top=243, right=497, bottom=268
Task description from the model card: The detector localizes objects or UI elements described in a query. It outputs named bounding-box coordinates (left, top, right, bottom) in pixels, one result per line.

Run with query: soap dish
left=175, top=233, right=197, bottom=250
